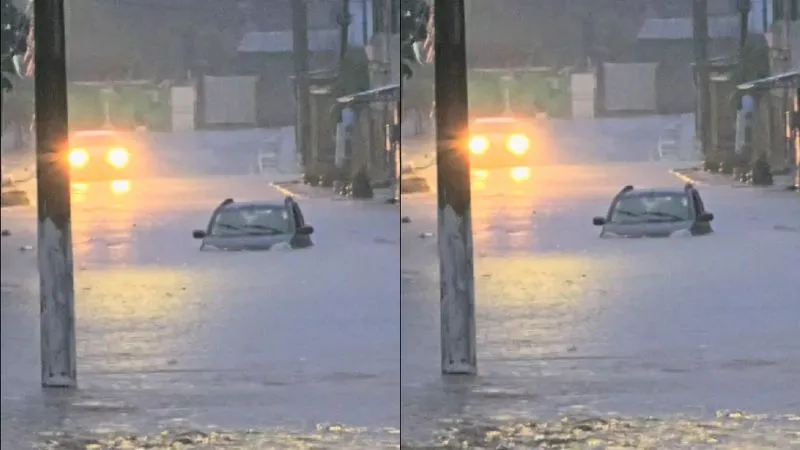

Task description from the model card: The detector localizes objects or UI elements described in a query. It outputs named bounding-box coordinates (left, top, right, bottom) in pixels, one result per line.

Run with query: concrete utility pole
left=292, top=0, right=312, bottom=170
left=433, top=0, right=476, bottom=375
left=33, top=0, right=77, bottom=388
left=693, top=0, right=712, bottom=155
left=385, top=0, right=397, bottom=193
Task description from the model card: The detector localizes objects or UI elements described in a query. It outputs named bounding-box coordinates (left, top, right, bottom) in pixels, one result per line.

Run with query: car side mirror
left=192, top=230, right=207, bottom=239
left=592, top=217, right=606, bottom=226
left=698, top=212, right=714, bottom=222
left=297, top=225, right=314, bottom=235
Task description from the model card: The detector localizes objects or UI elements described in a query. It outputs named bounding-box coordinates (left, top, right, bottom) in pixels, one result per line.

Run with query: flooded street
left=400, top=119, right=800, bottom=447
left=1, top=133, right=400, bottom=448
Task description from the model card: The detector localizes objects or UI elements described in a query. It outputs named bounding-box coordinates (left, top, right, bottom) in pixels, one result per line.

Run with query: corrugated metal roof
left=637, top=15, right=740, bottom=40
left=238, top=29, right=340, bottom=53
left=337, top=84, right=400, bottom=105
left=737, top=70, right=800, bottom=90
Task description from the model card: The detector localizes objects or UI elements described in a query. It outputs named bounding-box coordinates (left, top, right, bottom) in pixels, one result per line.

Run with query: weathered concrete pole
left=33, top=0, right=77, bottom=387
left=433, top=0, right=476, bottom=375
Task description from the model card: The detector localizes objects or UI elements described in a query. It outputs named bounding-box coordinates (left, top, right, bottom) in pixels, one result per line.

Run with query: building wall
left=766, top=18, right=799, bottom=170
left=646, top=0, right=739, bottom=18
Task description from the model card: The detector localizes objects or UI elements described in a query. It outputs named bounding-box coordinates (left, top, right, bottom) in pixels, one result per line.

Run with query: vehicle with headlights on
left=68, top=130, right=134, bottom=180
left=467, top=116, right=533, bottom=167
left=592, top=184, right=714, bottom=238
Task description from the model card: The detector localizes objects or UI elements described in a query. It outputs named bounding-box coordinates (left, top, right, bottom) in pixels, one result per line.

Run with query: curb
left=669, top=168, right=799, bottom=193
left=271, top=181, right=306, bottom=199
left=668, top=169, right=701, bottom=186
left=270, top=181, right=399, bottom=205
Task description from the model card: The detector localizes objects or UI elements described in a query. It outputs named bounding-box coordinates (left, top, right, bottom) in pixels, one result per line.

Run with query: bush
left=350, top=166, right=373, bottom=199
left=749, top=153, right=773, bottom=186
left=703, top=148, right=724, bottom=172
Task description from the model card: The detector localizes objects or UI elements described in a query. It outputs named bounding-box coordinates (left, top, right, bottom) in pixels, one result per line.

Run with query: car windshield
left=471, top=120, right=526, bottom=135
left=610, top=193, right=691, bottom=223
left=210, top=205, right=290, bottom=236
left=70, top=133, right=122, bottom=148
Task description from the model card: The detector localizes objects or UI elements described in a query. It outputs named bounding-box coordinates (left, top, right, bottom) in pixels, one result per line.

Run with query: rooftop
left=637, top=15, right=740, bottom=40
left=237, top=29, right=340, bottom=53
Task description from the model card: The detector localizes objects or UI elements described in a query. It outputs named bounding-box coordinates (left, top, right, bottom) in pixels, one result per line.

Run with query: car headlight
left=669, top=229, right=692, bottom=238
left=469, top=136, right=489, bottom=155
left=107, top=148, right=129, bottom=168
left=507, top=134, right=529, bottom=155
left=69, top=148, right=89, bottom=167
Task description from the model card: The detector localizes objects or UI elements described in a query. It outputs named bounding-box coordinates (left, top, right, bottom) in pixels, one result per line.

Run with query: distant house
left=236, top=29, right=340, bottom=127
left=633, top=15, right=741, bottom=113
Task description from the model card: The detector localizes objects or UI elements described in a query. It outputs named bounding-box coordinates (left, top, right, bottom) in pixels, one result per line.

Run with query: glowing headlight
left=469, top=136, right=489, bottom=155
left=107, top=148, right=129, bottom=168
left=69, top=148, right=89, bottom=167
left=507, top=134, right=529, bottom=155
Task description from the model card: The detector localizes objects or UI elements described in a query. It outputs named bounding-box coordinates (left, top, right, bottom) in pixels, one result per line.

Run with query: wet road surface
left=1, top=133, right=400, bottom=448
left=400, top=118, right=800, bottom=447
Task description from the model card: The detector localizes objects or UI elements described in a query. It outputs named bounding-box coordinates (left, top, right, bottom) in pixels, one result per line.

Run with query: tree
left=400, top=0, right=430, bottom=79
left=1, top=0, right=30, bottom=92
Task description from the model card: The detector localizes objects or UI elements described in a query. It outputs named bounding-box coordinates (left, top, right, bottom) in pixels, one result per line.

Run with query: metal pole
left=33, top=0, right=77, bottom=388
left=795, top=88, right=799, bottom=189
left=693, top=0, right=712, bottom=155
left=384, top=0, right=393, bottom=180
left=384, top=0, right=392, bottom=85
left=339, top=0, right=351, bottom=65
left=434, top=0, right=476, bottom=375
left=361, top=0, right=368, bottom=46
left=292, top=0, right=311, bottom=170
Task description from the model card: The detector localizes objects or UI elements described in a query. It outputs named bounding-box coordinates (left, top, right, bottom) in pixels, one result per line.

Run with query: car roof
left=472, top=117, right=520, bottom=124
left=72, top=130, right=120, bottom=137
left=220, top=201, right=287, bottom=210
left=622, top=188, right=689, bottom=197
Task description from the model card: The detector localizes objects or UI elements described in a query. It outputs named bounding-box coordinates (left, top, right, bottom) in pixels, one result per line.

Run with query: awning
left=737, top=70, right=800, bottom=91
left=336, top=84, right=400, bottom=106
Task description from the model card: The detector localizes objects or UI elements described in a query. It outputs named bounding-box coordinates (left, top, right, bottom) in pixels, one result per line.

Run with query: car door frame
left=286, top=197, right=313, bottom=248
left=604, top=185, right=635, bottom=221
left=686, top=186, right=712, bottom=235
left=284, top=196, right=299, bottom=230
left=200, top=198, right=235, bottom=250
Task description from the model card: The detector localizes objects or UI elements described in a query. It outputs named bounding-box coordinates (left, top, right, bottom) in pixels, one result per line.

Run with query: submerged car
left=592, top=184, right=714, bottom=238
left=68, top=129, right=135, bottom=180
left=467, top=116, right=534, bottom=167
left=192, top=197, right=314, bottom=251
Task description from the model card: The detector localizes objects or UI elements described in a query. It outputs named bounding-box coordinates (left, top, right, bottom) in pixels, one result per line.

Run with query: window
left=211, top=206, right=290, bottom=236
left=611, top=193, right=691, bottom=223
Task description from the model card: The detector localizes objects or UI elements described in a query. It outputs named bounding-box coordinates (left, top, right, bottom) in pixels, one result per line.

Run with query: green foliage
left=1, top=0, right=29, bottom=91
left=750, top=153, right=773, bottom=186
left=400, top=0, right=430, bottom=79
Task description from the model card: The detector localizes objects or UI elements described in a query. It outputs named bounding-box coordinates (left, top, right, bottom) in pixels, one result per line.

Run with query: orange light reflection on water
left=70, top=179, right=136, bottom=265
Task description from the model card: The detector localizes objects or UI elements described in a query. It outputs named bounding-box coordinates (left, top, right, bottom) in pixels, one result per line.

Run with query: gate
left=203, top=76, right=258, bottom=127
